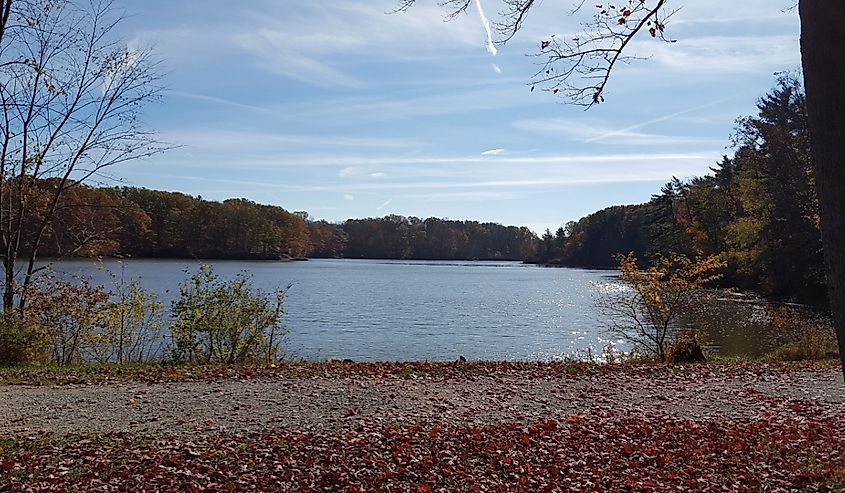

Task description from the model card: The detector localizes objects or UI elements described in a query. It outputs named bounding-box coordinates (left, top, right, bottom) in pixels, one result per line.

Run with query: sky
left=108, top=0, right=801, bottom=234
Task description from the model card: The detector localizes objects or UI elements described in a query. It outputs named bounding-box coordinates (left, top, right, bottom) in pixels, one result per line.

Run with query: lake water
left=47, top=258, right=784, bottom=361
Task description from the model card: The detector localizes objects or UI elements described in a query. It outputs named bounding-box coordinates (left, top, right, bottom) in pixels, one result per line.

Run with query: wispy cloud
left=481, top=148, right=505, bottom=156
left=637, top=35, right=800, bottom=75
left=491, top=63, right=502, bottom=74
left=344, top=194, right=354, bottom=201
left=227, top=2, right=486, bottom=88
left=377, top=198, right=393, bottom=210
left=235, top=30, right=366, bottom=89
left=513, top=119, right=720, bottom=146
left=136, top=151, right=721, bottom=193
left=275, top=84, right=540, bottom=124
left=401, top=191, right=521, bottom=202
left=514, top=98, right=734, bottom=146
left=168, top=90, right=279, bottom=115
left=162, top=130, right=418, bottom=152
left=155, top=150, right=720, bottom=170
left=339, top=167, right=359, bottom=178
left=583, top=98, right=735, bottom=143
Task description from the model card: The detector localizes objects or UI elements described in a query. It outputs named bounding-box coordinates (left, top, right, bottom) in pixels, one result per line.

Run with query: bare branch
left=396, top=0, right=679, bottom=106
left=0, top=0, right=166, bottom=310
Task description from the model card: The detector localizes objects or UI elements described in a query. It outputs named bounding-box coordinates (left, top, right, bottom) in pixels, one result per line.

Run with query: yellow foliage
left=608, top=252, right=726, bottom=361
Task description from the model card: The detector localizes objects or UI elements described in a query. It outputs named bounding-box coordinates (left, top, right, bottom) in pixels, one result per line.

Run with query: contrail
left=585, top=96, right=736, bottom=143
left=474, top=0, right=497, bottom=56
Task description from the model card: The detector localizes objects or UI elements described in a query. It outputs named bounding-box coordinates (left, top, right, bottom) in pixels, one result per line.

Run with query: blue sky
left=110, top=0, right=801, bottom=234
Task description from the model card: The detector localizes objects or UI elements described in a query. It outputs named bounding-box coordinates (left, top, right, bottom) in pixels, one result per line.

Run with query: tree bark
left=800, top=0, right=845, bottom=379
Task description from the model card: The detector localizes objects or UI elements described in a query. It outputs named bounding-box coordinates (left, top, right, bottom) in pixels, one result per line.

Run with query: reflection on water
left=44, top=258, right=802, bottom=361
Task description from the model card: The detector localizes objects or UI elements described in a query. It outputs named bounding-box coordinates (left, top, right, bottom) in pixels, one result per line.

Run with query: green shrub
left=170, top=265, right=287, bottom=364
left=0, top=315, right=40, bottom=366
left=89, top=264, right=165, bottom=364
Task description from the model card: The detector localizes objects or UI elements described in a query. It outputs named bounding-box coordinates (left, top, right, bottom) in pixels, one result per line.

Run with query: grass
left=767, top=326, right=839, bottom=361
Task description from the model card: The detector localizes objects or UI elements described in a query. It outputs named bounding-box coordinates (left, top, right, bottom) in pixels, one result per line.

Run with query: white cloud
left=370, top=172, right=386, bottom=178
left=339, top=167, right=359, bottom=178
left=229, top=2, right=486, bottom=87
left=344, top=194, right=354, bottom=201
left=491, top=63, right=502, bottom=74
left=377, top=198, right=393, bottom=210
left=634, top=35, right=800, bottom=75
left=481, top=148, right=505, bottom=156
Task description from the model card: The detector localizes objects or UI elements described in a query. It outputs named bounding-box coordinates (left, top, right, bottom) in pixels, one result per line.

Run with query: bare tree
left=0, top=0, right=164, bottom=311
left=399, top=0, right=845, bottom=378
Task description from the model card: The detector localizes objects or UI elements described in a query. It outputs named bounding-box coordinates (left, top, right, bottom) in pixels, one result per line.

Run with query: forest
left=30, top=184, right=539, bottom=261
left=534, top=76, right=826, bottom=305
left=30, top=76, right=824, bottom=304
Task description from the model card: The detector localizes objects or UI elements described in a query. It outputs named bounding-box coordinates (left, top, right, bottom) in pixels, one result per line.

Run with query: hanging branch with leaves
left=395, top=0, right=679, bottom=106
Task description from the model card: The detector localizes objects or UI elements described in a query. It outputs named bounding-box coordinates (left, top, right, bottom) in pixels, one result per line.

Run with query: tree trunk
left=3, top=255, right=15, bottom=312
left=799, top=0, right=845, bottom=379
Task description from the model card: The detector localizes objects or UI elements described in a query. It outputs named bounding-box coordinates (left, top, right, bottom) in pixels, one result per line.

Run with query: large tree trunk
left=799, top=1, right=845, bottom=379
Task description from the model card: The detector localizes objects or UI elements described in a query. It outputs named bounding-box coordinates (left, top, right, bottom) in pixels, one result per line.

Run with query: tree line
left=536, top=76, right=826, bottom=304
left=25, top=184, right=540, bottom=261
left=34, top=76, right=827, bottom=307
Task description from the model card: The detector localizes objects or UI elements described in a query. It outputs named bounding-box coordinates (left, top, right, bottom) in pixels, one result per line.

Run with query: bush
left=0, top=315, right=40, bottom=366
left=88, top=263, right=165, bottom=364
left=170, top=265, right=287, bottom=364
left=667, top=331, right=707, bottom=364
left=23, top=274, right=109, bottom=366
left=769, top=326, right=838, bottom=361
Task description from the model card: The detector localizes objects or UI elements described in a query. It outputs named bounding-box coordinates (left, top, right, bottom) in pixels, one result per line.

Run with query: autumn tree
left=597, top=252, right=725, bottom=361
left=399, top=0, right=845, bottom=377
left=0, top=0, right=164, bottom=311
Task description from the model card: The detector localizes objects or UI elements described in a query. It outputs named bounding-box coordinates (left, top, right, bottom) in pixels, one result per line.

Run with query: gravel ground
left=2, top=367, right=843, bottom=437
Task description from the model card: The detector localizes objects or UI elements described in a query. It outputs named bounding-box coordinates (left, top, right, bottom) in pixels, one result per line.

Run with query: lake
left=47, top=258, right=784, bottom=361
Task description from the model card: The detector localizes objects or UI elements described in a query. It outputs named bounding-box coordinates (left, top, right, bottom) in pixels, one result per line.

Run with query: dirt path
left=3, top=366, right=843, bottom=437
